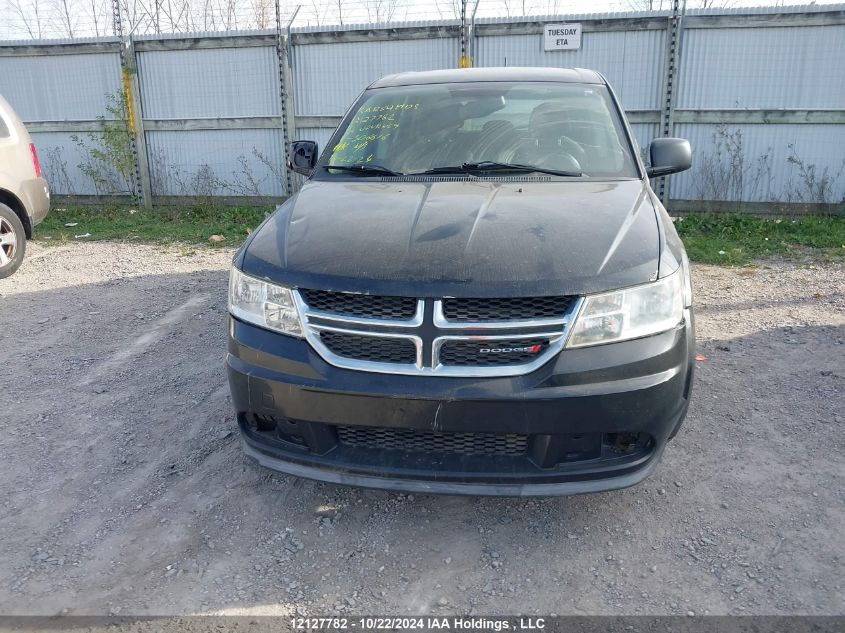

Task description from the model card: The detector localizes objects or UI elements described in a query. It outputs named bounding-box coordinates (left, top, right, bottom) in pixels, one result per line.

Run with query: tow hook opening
left=606, top=432, right=650, bottom=454
left=242, top=413, right=306, bottom=447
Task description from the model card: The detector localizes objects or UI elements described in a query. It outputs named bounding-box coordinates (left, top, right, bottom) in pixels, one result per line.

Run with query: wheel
left=0, top=203, right=26, bottom=279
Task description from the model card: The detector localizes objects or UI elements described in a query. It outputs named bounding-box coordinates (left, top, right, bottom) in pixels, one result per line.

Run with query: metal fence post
left=657, top=0, right=687, bottom=206
left=125, top=41, right=153, bottom=208
left=275, top=1, right=299, bottom=197
left=467, top=0, right=480, bottom=67
left=111, top=0, right=151, bottom=208
left=459, top=0, right=470, bottom=68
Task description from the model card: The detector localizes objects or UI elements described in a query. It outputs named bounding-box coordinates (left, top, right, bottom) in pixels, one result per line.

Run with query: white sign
left=544, top=23, right=582, bottom=51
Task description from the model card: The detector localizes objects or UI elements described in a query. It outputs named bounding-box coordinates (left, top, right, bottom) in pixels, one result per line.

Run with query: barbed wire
left=1, top=0, right=842, bottom=40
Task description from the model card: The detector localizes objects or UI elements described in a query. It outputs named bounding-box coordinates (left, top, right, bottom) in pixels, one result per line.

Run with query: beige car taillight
left=29, top=143, right=42, bottom=178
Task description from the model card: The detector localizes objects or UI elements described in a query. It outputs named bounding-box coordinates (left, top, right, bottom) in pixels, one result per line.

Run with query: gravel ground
left=0, top=242, right=842, bottom=617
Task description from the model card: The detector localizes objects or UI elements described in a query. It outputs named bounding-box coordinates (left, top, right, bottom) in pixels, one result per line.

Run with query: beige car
left=0, top=94, right=50, bottom=278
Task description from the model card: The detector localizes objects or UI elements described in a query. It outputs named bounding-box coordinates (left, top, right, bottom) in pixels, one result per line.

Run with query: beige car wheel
left=0, top=203, right=26, bottom=279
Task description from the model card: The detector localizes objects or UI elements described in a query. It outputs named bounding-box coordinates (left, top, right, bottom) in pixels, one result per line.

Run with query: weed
left=784, top=145, right=845, bottom=204
left=692, top=126, right=773, bottom=205
left=71, top=91, right=138, bottom=199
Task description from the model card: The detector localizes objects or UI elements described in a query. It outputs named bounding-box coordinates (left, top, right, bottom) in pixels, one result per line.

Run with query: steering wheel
left=509, top=133, right=585, bottom=173
left=533, top=149, right=582, bottom=173
left=558, top=135, right=588, bottom=163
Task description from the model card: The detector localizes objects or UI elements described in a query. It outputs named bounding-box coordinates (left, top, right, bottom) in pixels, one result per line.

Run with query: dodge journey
left=226, top=67, right=695, bottom=496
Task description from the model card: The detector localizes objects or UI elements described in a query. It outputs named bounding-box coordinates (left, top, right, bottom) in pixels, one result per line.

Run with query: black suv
left=226, top=67, right=695, bottom=496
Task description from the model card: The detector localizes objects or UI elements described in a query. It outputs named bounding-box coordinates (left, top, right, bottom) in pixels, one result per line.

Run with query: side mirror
left=647, top=138, right=692, bottom=178
left=287, top=140, right=318, bottom=177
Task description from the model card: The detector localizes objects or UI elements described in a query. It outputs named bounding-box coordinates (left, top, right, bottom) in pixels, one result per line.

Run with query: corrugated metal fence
left=1, top=4, right=844, bottom=209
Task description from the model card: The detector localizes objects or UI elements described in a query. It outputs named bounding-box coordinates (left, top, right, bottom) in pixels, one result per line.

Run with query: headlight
left=566, top=269, right=684, bottom=348
left=228, top=267, right=303, bottom=337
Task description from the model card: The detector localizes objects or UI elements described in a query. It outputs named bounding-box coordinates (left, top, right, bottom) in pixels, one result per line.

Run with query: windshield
left=320, top=81, right=638, bottom=178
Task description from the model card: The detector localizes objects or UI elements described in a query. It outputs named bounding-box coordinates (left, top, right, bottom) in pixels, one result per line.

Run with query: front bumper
left=226, top=311, right=695, bottom=496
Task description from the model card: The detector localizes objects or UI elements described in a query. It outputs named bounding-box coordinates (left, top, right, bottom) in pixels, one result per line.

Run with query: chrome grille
left=337, top=425, right=529, bottom=456
left=441, top=296, right=574, bottom=322
left=300, top=289, right=417, bottom=320
left=295, top=290, right=582, bottom=377
left=318, top=331, right=417, bottom=365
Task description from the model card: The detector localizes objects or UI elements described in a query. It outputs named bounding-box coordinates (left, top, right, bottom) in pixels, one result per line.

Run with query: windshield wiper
left=411, top=161, right=582, bottom=178
left=324, top=163, right=404, bottom=176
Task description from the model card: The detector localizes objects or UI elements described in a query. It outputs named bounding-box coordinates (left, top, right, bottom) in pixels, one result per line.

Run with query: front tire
left=0, top=203, right=26, bottom=279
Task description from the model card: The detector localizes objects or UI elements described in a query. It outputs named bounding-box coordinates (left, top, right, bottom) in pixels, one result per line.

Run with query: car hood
left=240, top=179, right=659, bottom=297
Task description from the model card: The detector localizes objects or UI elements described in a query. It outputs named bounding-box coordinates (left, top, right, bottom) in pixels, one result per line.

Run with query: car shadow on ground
left=0, top=270, right=842, bottom=616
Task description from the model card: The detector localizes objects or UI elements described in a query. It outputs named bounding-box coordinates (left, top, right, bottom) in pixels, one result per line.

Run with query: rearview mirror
left=460, top=96, right=507, bottom=119
left=647, top=138, right=692, bottom=178
left=287, top=140, right=318, bottom=177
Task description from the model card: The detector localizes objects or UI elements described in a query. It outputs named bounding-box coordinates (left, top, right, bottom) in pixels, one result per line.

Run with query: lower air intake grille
left=318, top=331, right=416, bottom=364
left=301, top=289, right=417, bottom=320
left=337, top=426, right=529, bottom=456
left=442, top=296, right=574, bottom=321
left=439, top=338, right=550, bottom=367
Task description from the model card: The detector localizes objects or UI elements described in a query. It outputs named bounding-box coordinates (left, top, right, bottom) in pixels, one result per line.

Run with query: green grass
left=35, top=204, right=272, bottom=248
left=674, top=213, right=845, bottom=265
left=34, top=206, right=845, bottom=265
